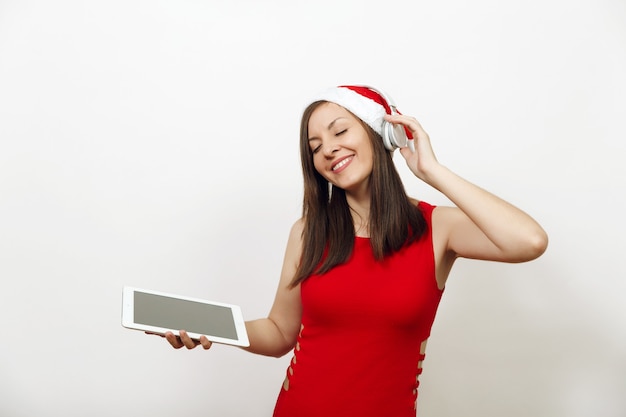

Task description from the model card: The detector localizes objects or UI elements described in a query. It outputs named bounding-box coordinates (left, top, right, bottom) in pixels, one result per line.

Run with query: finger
left=145, top=331, right=166, bottom=338
left=406, top=137, right=416, bottom=153
left=165, top=331, right=184, bottom=349
left=199, top=335, right=213, bottom=350
left=179, top=330, right=199, bottom=350
left=399, top=145, right=415, bottom=162
left=384, top=113, right=416, bottom=125
left=384, top=114, right=426, bottom=137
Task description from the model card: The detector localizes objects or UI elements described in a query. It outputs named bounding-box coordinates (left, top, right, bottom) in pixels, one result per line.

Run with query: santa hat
left=308, top=85, right=410, bottom=139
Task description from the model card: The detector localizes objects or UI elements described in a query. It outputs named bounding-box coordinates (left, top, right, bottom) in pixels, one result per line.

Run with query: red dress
left=273, top=202, right=444, bottom=417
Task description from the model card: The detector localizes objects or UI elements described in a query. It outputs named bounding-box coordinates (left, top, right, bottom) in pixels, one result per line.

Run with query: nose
left=321, top=142, right=339, bottom=158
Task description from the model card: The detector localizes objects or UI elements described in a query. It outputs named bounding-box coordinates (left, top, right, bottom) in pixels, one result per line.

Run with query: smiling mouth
left=332, top=156, right=354, bottom=171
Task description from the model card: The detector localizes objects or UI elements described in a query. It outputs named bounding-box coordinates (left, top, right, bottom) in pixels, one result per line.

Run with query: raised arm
left=386, top=114, right=548, bottom=267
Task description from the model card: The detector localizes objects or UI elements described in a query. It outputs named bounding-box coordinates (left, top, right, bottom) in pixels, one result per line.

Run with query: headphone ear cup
left=381, top=122, right=394, bottom=151
left=382, top=120, right=408, bottom=151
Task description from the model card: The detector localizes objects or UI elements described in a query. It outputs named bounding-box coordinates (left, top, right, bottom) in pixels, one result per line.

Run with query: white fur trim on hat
left=309, top=86, right=386, bottom=136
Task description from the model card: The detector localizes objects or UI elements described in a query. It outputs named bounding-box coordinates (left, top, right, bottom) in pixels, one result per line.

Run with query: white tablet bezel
left=121, top=286, right=249, bottom=347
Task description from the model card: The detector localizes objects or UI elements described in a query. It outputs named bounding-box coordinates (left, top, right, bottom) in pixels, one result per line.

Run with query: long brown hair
left=290, top=101, right=427, bottom=287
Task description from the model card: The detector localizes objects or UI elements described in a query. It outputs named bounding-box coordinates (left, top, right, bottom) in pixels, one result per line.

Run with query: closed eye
left=336, top=129, right=347, bottom=136
left=312, top=145, right=321, bottom=154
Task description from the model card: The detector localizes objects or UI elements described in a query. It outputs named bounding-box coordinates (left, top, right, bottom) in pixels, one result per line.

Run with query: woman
left=160, top=85, right=548, bottom=416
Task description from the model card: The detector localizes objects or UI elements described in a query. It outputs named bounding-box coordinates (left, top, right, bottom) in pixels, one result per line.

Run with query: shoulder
left=284, top=218, right=306, bottom=257
left=275, top=218, right=306, bottom=282
left=430, top=205, right=478, bottom=258
left=431, top=205, right=463, bottom=223
left=431, top=205, right=462, bottom=233
left=289, top=217, right=305, bottom=240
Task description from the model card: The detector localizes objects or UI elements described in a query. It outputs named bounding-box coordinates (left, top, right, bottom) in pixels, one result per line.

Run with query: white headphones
left=361, top=86, right=410, bottom=151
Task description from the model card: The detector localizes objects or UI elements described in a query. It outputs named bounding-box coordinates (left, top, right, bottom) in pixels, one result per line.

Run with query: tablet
left=121, top=286, right=249, bottom=347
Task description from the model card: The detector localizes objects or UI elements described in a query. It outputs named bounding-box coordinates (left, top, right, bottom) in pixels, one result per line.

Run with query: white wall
left=1, top=1, right=624, bottom=416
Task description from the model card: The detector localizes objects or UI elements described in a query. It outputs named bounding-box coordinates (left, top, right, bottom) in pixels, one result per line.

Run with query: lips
left=331, top=155, right=354, bottom=172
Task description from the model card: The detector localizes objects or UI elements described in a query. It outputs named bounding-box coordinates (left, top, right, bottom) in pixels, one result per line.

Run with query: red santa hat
left=308, top=85, right=410, bottom=140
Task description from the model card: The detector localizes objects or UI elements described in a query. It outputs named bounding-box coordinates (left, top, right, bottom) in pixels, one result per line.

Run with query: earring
left=328, top=181, right=333, bottom=202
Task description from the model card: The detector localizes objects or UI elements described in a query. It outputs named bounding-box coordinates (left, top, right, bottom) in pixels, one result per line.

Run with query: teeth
left=333, top=157, right=352, bottom=171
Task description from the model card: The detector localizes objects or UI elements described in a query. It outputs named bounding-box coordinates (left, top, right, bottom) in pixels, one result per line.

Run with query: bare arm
left=242, top=220, right=304, bottom=357
left=162, top=219, right=304, bottom=357
left=387, top=114, right=548, bottom=286
left=428, top=168, right=548, bottom=263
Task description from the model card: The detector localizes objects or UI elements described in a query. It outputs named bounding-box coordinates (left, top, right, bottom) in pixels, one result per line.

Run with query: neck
left=346, top=193, right=371, bottom=237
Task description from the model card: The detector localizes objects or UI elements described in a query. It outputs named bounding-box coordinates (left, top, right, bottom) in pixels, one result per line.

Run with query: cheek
left=312, top=156, right=335, bottom=183
left=312, top=156, right=326, bottom=176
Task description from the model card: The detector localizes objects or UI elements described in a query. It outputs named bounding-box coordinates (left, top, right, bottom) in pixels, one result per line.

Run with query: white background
left=1, top=1, right=625, bottom=416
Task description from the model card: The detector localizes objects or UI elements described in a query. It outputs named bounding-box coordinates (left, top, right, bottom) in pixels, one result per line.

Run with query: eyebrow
left=308, top=117, right=348, bottom=141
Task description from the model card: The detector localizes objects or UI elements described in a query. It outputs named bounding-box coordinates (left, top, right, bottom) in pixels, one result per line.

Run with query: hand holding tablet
left=162, top=329, right=214, bottom=350
left=121, top=286, right=249, bottom=347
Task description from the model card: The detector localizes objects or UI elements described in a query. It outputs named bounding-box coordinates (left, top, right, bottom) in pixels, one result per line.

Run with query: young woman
left=159, top=85, right=548, bottom=416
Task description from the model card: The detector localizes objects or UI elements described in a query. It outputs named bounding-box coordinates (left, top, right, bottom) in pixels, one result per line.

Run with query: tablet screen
left=133, top=290, right=238, bottom=339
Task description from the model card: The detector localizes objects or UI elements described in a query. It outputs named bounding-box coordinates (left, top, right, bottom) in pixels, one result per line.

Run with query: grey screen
left=134, top=291, right=238, bottom=339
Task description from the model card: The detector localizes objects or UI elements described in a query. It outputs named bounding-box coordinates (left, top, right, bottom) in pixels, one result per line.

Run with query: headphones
left=360, top=86, right=411, bottom=151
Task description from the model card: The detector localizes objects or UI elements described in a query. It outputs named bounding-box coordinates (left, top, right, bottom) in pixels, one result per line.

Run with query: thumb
left=398, top=140, right=415, bottom=160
